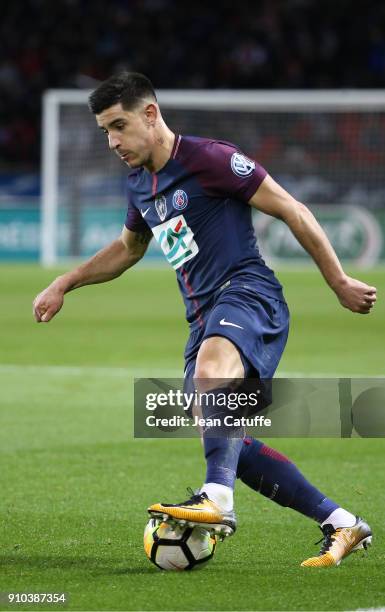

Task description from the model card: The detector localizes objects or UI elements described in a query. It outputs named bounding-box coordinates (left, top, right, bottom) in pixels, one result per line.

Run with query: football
left=144, top=518, right=217, bottom=570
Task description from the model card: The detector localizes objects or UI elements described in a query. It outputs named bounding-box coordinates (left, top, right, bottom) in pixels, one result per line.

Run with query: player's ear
left=143, top=102, right=158, bottom=127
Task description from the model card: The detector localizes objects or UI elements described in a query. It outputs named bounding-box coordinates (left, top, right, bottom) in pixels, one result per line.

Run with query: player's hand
left=33, top=284, right=64, bottom=323
left=335, top=275, right=377, bottom=314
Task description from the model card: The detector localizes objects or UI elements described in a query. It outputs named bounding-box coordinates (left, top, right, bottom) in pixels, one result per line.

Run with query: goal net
left=41, top=90, right=385, bottom=266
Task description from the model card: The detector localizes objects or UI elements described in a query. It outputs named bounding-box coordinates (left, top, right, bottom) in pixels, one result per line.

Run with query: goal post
left=41, top=89, right=385, bottom=267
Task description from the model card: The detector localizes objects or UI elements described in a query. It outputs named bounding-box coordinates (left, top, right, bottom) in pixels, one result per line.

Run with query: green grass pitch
left=1, top=264, right=384, bottom=611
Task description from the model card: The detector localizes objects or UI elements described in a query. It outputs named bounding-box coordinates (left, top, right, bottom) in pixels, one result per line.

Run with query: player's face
left=96, top=102, right=156, bottom=168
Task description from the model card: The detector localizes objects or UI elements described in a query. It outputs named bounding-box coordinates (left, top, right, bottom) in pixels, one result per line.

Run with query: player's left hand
left=335, top=276, right=377, bottom=314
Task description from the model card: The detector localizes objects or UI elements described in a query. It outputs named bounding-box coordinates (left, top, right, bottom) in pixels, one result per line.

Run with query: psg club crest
left=172, top=189, right=188, bottom=211
left=155, top=195, right=167, bottom=221
left=231, top=152, right=255, bottom=177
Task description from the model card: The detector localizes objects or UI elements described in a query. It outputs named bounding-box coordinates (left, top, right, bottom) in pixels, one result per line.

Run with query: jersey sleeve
left=197, top=141, right=267, bottom=202
left=124, top=188, right=149, bottom=233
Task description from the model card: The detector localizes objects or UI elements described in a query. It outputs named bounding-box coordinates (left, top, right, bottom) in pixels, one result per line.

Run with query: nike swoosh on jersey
left=141, top=207, right=150, bottom=217
left=219, top=318, right=244, bottom=329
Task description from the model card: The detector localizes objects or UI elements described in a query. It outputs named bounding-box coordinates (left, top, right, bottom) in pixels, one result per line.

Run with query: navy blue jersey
left=125, top=135, right=284, bottom=328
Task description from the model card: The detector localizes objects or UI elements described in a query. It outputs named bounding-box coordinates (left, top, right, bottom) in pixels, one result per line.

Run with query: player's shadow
left=0, top=554, right=154, bottom=575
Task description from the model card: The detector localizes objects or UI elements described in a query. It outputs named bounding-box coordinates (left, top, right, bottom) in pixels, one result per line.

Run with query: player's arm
left=249, top=174, right=377, bottom=314
left=33, top=226, right=152, bottom=322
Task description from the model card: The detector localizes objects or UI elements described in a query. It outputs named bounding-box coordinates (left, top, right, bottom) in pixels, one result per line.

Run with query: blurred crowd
left=1, top=0, right=385, bottom=168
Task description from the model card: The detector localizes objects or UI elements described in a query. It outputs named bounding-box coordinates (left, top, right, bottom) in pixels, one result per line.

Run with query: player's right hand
left=335, top=276, right=377, bottom=314
left=33, top=285, right=64, bottom=323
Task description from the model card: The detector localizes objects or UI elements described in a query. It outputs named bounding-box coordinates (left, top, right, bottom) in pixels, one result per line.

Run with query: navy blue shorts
left=183, top=277, right=289, bottom=411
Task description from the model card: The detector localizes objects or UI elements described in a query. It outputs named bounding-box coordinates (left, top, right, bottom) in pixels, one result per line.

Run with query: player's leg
left=237, top=437, right=339, bottom=521
left=148, top=335, right=245, bottom=537
left=237, top=435, right=372, bottom=566
left=195, top=335, right=245, bottom=510
left=148, top=286, right=288, bottom=535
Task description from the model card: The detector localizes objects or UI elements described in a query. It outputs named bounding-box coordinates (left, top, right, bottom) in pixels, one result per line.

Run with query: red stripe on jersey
left=173, top=135, right=182, bottom=159
left=181, top=267, right=204, bottom=328
left=170, top=134, right=181, bottom=159
left=174, top=219, right=182, bottom=232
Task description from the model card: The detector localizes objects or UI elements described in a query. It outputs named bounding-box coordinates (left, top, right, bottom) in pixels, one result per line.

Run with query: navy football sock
left=236, top=437, right=339, bottom=522
left=201, top=388, right=244, bottom=489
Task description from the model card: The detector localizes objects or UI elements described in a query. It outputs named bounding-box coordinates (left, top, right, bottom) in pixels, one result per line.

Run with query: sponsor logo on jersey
left=141, top=207, right=150, bottom=218
left=172, top=189, right=188, bottom=211
left=231, top=152, right=255, bottom=177
left=155, top=195, right=167, bottom=221
left=152, top=214, right=198, bottom=269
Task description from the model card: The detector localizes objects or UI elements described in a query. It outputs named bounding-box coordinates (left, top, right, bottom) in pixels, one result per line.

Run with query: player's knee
left=193, top=360, right=221, bottom=390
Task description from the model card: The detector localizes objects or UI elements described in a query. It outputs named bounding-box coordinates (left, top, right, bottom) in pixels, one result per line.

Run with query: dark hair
left=88, top=71, right=157, bottom=114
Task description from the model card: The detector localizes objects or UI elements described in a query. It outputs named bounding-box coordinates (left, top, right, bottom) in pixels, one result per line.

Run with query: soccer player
left=33, top=72, right=376, bottom=568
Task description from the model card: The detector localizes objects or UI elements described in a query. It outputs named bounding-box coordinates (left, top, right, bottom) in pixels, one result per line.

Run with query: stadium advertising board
left=255, top=205, right=384, bottom=267
left=0, top=204, right=384, bottom=264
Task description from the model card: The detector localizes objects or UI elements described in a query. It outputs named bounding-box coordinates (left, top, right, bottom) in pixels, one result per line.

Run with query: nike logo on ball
left=141, top=207, right=150, bottom=217
left=219, top=318, right=244, bottom=329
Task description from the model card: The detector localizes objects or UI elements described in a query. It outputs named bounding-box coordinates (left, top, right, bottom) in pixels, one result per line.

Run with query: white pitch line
left=278, top=371, right=384, bottom=378
left=354, top=608, right=385, bottom=611
left=0, top=364, right=183, bottom=378
left=0, top=364, right=381, bottom=379
left=0, top=364, right=330, bottom=377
